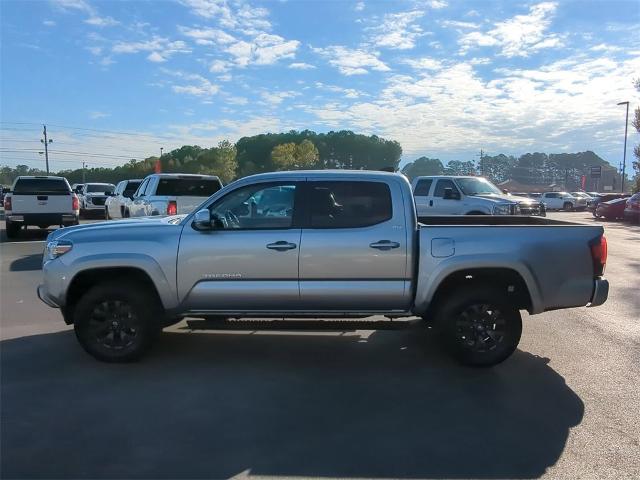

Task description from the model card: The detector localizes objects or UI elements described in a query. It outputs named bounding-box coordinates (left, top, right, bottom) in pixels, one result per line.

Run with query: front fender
left=63, top=253, right=178, bottom=309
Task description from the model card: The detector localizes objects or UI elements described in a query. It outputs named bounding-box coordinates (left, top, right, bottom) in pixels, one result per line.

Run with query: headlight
left=44, top=240, right=73, bottom=262
left=493, top=204, right=514, bottom=215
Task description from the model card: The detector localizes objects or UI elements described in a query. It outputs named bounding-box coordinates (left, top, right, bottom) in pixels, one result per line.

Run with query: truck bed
left=418, top=215, right=575, bottom=226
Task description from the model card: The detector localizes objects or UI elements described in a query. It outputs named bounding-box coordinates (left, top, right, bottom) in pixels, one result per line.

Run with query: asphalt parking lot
left=1, top=211, right=638, bottom=479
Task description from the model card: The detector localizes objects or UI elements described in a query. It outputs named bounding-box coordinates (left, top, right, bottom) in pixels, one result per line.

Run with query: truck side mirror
left=443, top=188, right=460, bottom=200
left=192, top=209, right=213, bottom=231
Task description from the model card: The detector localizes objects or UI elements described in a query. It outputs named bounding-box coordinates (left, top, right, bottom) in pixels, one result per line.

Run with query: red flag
left=154, top=158, right=162, bottom=173
left=581, top=175, right=586, bottom=190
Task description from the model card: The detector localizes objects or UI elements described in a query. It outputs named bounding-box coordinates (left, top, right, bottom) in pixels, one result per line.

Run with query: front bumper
left=37, top=284, right=60, bottom=308
left=588, top=278, right=609, bottom=307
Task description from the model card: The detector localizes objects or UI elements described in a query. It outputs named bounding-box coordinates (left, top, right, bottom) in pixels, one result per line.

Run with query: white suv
left=411, top=176, right=545, bottom=216
left=3, top=176, right=79, bottom=238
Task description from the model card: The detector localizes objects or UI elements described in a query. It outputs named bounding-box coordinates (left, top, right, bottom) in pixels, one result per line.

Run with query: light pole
left=617, top=101, right=629, bottom=193
left=40, top=125, right=53, bottom=173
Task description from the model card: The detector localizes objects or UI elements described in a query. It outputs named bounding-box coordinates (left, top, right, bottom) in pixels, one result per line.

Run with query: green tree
left=632, top=79, right=640, bottom=193
left=295, top=139, right=320, bottom=169
left=271, top=142, right=297, bottom=170
left=401, top=157, right=444, bottom=180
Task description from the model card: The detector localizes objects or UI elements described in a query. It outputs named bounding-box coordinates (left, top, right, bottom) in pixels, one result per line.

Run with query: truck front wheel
left=434, top=286, right=522, bottom=367
left=73, top=281, right=161, bottom=362
left=5, top=220, right=21, bottom=239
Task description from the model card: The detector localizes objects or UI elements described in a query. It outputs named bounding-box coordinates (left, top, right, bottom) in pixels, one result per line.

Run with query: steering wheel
left=224, top=209, right=240, bottom=228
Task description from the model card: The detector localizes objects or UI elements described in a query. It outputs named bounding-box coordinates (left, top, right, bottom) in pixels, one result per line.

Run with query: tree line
left=0, top=130, right=402, bottom=186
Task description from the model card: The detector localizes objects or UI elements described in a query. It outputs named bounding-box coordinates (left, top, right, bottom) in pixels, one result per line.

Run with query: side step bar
left=186, top=318, right=423, bottom=332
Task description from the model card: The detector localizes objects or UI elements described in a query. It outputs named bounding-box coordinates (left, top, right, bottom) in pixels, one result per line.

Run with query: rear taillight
left=72, top=194, right=79, bottom=211
left=4, top=196, right=11, bottom=211
left=167, top=201, right=177, bottom=216
left=590, top=235, right=607, bottom=277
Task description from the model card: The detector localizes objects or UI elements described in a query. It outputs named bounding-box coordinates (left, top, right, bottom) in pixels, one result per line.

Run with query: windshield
left=455, top=178, right=503, bottom=196
left=86, top=184, right=114, bottom=193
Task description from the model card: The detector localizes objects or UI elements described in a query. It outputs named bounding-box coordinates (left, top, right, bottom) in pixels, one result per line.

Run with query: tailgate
left=10, top=194, right=72, bottom=214
left=176, top=196, right=208, bottom=214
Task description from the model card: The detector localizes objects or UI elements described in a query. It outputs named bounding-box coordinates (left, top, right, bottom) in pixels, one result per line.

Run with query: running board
left=186, top=318, right=423, bottom=332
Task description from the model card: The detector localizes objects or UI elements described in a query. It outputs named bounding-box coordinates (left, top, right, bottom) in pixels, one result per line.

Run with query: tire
left=73, top=281, right=161, bottom=362
left=5, top=220, right=21, bottom=239
left=124, top=209, right=130, bottom=218
left=563, top=202, right=574, bottom=212
left=434, top=286, right=522, bottom=367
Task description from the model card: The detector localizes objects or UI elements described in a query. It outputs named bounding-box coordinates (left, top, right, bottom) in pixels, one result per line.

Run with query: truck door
left=298, top=179, right=410, bottom=312
left=430, top=179, right=464, bottom=215
left=178, top=181, right=302, bottom=311
left=413, top=178, right=434, bottom=216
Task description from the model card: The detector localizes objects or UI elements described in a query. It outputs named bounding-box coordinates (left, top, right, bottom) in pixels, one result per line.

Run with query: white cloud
left=402, top=57, right=442, bottom=70
left=226, top=96, right=249, bottom=105
left=354, top=1, right=365, bottom=11
left=209, top=59, right=230, bottom=72
left=164, top=70, right=220, bottom=97
left=288, top=62, right=316, bottom=70
left=89, top=111, right=110, bottom=119
left=43, top=19, right=56, bottom=27
left=315, top=82, right=364, bottom=99
left=85, top=15, right=119, bottom=27
left=112, top=37, right=190, bottom=61
left=179, top=0, right=272, bottom=33
left=312, top=45, right=390, bottom=75
left=370, top=10, right=426, bottom=50
left=51, top=0, right=92, bottom=13
left=147, top=52, right=166, bottom=62
left=426, top=0, right=447, bottom=9
left=226, top=33, right=300, bottom=67
left=307, top=53, right=640, bottom=160
left=440, top=20, right=479, bottom=29
left=459, top=2, right=562, bottom=57
left=178, top=26, right=236, bottom=45
left=260, top=90, right=299, bottom=105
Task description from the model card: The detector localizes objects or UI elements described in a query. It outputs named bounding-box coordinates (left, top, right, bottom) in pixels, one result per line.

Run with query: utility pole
left=617, top=101, right=629, bottom=192
left=479, top=149, right=484, bottom=176
left=82, top=161, right=87, bottom=183
left=40, top=124, right=53, bottom=173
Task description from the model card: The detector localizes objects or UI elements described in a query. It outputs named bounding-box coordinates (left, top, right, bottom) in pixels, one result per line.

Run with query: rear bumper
left=7, top=213, right=78, bottom=226
left=588, top=278, right=609, bottom=307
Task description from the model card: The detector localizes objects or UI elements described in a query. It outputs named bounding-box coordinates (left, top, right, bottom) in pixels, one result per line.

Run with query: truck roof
left=146, top=173, right=220, bottom=179
left=15, top=175, right=67, bottom=180
left=242, top=169, right=404, bottom=182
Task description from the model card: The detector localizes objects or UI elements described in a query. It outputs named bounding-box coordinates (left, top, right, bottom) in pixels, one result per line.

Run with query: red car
left=624, top=193, right=640, bottom=224
left=595, top=198, right=627, bottom=220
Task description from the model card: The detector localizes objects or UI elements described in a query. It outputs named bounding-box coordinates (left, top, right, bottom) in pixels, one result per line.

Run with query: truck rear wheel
left=434, top=286, right=522, bottom=367
left=5, top=220, right=21, bottom=239
left=73, top=281, right=161, bottom=362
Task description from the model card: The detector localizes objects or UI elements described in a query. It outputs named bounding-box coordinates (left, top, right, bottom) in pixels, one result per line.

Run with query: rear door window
left=307, top=181, right=392, bottom=228
left=13, top=178, right=70, bottom=195
left=414, top=179, right=433, bottom=196
left=156, top=178, right=222, bottom=196
left=123, top=181, right=141, bottom=197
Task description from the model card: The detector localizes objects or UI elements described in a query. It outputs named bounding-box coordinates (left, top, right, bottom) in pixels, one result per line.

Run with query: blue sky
left=1, top=0, right=639, bottom=173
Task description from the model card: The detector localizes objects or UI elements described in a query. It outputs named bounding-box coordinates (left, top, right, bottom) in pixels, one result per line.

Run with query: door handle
left=369, top=240, right=400, bottom=251
left=266, top=241, right=297, bottom=251
left=429, top=200, right=433, bottom=207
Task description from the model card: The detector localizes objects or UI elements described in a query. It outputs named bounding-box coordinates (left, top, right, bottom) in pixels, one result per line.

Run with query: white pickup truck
left=412, top=176, right=545, bottom=216
left=4, top=176, right=79, bottom=238
left=128, top=174, right=223, bottom=217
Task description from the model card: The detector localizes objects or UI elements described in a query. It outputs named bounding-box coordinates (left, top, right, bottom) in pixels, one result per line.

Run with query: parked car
left=78, top=183, right=115, bottom=217
left=71, top=183, right=84, bottom=194
left=38, top=171, right=608, bottom=366
left=595, top=198, right=627, bottom=220
left=0, top=186, right=10, bottom=205
left=540, top=192, right=585, bottom=211
left=571, top=192, right=593, bottom=202
left=128, top=173, right=223, bottom=217
left=105, top=179, right=142, bottom=219
left=412, top=176, right=545, bottom=216
left=587, top=193, right=630, bottom=217
left=623, top=193, right=640, bottom=223
left=4, top=176, right=79, bottom=238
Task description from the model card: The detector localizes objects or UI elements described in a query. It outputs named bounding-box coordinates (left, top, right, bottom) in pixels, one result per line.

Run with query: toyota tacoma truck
left=38, top=171, right=609, bottom=366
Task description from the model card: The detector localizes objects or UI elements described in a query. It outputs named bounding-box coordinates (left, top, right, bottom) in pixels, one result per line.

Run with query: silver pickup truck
left=38, top=171, right=609, bottom=366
